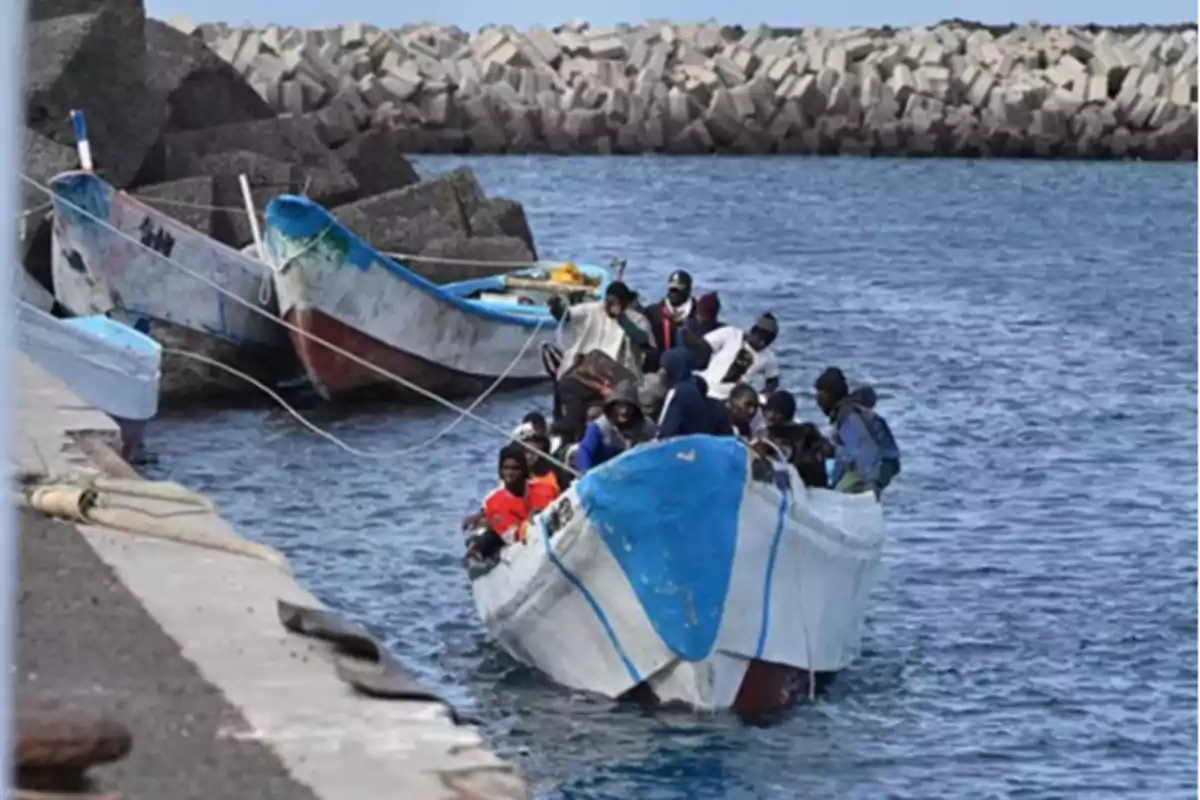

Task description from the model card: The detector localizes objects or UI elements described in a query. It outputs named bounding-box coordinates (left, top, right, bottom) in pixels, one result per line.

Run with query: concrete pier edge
left=181, top=18, right=1197, bottom=159
left=13, top=354, right=529, bottom=800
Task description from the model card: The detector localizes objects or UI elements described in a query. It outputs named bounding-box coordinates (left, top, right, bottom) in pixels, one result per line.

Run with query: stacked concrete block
left=18, top=0, right=541, bottom=299
left=192, top=18, right=1196, bottom=160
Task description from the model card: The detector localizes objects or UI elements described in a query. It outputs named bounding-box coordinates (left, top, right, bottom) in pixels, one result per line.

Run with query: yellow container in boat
left=550, top=262, right=586, bottom=286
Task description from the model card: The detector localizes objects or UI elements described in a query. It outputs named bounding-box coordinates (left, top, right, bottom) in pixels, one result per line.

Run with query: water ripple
left=144, top=156, right=1196, bottom=799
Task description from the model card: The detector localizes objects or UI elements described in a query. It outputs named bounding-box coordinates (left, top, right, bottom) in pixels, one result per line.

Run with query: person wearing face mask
left=643, top=270, right=696, bottom=371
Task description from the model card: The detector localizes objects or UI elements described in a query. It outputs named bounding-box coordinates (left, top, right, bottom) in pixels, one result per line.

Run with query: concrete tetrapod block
left=25, top=8, right=168, bottom=188
left=21, top=127, right=78, bottom=213
left=415, top=236, right=535, bottom=283
left=132, top=175, right=217, bottom=235
left=145, top=116, right=360, bottom=207
left=20, top=126, right=80, bottom=293
left=185, top=20, right=1200, bottom=161
left=144, top=19, right=275, bottom=134
left=333, top=128, right=420, bottom=198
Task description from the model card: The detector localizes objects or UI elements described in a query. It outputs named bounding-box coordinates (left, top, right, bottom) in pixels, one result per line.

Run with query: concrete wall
left=180, top=18, right=1198, bottom=160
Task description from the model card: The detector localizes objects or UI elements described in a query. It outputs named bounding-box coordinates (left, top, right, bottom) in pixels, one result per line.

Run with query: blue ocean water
left=143, top=156, right=1198, bottom=799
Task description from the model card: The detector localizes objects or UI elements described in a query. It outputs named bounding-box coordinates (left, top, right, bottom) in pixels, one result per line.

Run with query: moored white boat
left=48, top=170, right=290, bottom=403
left=468, top=434, right=885, bottom=715
left=17, top=301, right=162, bottom=460
left=263, top=193, right=611, bottom=402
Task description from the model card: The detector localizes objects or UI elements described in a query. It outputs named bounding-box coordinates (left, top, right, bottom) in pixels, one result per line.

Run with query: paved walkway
left=18, top=508, right=320, bottom=799
left=14, top=355, right=528, bottom=799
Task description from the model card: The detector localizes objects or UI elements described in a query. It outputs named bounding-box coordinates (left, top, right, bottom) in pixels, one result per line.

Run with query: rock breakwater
left=20, top=0, right=541, bottom=306
left=183, top=18, right=1199, bottom=160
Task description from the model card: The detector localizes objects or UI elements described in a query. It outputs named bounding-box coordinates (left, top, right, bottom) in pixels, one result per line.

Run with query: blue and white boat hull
left=48, top=170, right=289, bottom=403
left=469, top=435, right=885, bottom=714
left=17, top=301, right=162, bottom=460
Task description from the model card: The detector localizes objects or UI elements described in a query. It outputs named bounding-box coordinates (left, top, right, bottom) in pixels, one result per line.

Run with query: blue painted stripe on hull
left=264, top=194, right=611, bottom=330
left=754, top=488, right=792, bottom=659
left=540, top=520, right=642, bottom=685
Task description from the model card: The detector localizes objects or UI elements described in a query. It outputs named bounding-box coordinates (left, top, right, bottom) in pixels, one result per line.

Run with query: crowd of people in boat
left=464, top=269, right=901, bottom=557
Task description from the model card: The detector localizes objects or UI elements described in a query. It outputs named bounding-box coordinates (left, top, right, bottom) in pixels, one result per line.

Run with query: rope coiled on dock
left=16, top=471, right=291, bottom=572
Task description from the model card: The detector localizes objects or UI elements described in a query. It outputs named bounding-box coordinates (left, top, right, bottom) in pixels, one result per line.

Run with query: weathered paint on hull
left=48, top=171, right=291, bottom=406
left=283, top=307, right=545, bottom=402
left=472, top=437, right=885, bottom=714
left=621, top=662, right=836, bottom=720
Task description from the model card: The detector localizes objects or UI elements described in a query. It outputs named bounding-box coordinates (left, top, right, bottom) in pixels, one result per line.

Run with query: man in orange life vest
left=643, top=270, right=696, bottom=371
left=464, top=443, right=557, bottom=559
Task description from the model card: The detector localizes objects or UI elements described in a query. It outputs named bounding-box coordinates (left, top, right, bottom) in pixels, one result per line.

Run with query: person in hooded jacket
left=686, top=292, right=723, bottom=338
left=547, top=281, right=655, bottom=445
left=755, top=390, right=835, bottom=489
left=814, top=367, right=902, bottom=498
left=657, top=348, right=733, bottom=439
left=575, top=380, right=659, bottom=472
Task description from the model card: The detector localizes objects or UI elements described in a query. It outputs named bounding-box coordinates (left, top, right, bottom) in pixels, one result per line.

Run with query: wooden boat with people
left=262, top=193, right=613, bottom=401
left=47, top=170, right=289, bottom=403
left=466, top=433, right=886, bottom=716
left=17, top=300, right=162, bottom=460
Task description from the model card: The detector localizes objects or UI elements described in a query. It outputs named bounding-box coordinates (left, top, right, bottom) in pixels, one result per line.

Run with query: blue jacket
left=658, top=348, right=731, bottom=439
left=575, top=415, right=657, bottom=472
left=830, top=387, right=901, bottom=491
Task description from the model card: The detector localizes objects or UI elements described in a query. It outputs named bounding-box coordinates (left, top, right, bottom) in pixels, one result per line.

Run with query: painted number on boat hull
left=543, top=496, right=575, bottom=538
left=138, top=216, right=176, bottom=259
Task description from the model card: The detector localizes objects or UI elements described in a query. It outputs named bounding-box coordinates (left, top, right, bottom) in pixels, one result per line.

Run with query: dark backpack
left=834, top=389, right=901, bottom=490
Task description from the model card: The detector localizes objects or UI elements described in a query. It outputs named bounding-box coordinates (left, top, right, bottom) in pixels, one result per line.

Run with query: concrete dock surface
left=18, top=508, right=320, bottom=799
left=13, top=354, right=529, bottom=800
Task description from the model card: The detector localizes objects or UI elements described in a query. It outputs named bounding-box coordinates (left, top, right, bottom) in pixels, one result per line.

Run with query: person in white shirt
left=546, top=282, right=655, bottom=443
left=698, top=312, right=781, bottom=401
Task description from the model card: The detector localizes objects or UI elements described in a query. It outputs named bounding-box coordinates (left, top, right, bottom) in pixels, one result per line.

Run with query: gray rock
left=144, top=116, right=358, bottom=207
left=442, top=167, right=489, bottom=218
left=132, top=176, right=216, bottom=235
left=24, top=8, right=167, bottom=187
left=29, top=0, right=142, bottom=23
left=192, top=20, right=1199, bottom=161
left=136, top=147, right=295, bottom=246
left=21, top=127, right=78, bottom=213
left=205, top=153, right=297, bottom=247
left=414, top=235, right=536, bottom=283
left=470, top=197, right=537, bottom=257
left=332, top=173, right=473, bottom=257
left=334, top=128, right=420, bottom=197
left=20, top=126, right=82, bottom=303
left=144, top=19, right=273, bottom=134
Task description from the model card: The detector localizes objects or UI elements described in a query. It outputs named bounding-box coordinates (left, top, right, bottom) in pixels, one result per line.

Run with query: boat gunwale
left=49, top=170, right=276, bottom=267
left=470, top=434, right=886, bottom=606
left=265, top=193, right=612, bottom=331
left=48, top=170, right=289, bottom=351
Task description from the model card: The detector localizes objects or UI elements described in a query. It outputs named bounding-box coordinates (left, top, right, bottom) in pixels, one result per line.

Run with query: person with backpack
left=813, top=367, right=901, bottom=499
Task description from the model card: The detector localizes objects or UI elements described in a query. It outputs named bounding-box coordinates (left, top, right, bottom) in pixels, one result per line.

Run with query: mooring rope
left=23, top=173, right=580, bottom=477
